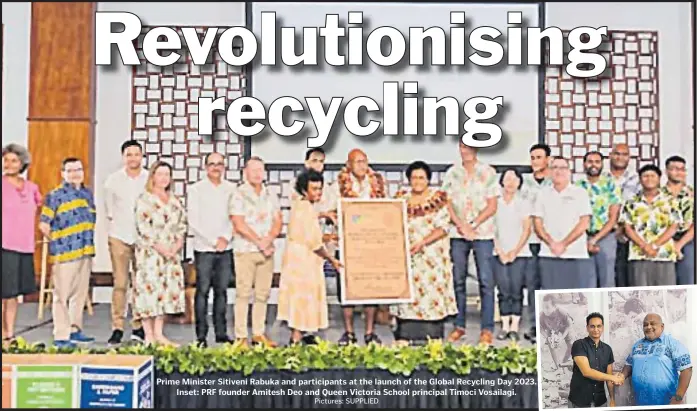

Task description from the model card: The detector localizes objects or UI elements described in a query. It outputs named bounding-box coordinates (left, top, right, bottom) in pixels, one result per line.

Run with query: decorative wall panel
left=545, top=31, right=660, bottom=179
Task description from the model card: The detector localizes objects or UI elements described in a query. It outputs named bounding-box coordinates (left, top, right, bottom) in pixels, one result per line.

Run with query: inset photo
left=536, top=285, right=696, bottom=410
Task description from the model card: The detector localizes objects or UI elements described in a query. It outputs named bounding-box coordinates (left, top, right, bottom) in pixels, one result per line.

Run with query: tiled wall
left=545, top=30, right=660, bottom=180
left=131, top=27, right=661, bottom=269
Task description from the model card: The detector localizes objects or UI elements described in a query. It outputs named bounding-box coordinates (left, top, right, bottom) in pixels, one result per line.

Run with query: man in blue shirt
left=618, top=313, right=693, bottom=406
left=39, top=158, right=97, bottom=348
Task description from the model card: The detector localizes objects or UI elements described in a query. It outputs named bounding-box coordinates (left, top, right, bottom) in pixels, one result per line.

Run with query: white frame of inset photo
left=534, top=284, right=697, bottom=411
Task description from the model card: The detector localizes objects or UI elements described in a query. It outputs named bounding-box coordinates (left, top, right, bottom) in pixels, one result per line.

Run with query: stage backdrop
left=1, top=2, right=693, bottom=277
left=537, top=287, right=697, bottom=409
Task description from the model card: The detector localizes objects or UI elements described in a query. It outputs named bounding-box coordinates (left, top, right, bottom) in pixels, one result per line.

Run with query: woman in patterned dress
left=134, top=161, right=187, bottom=346
left=278, top=170, right=342, bottom=345
left=390, top=161, right=458, bottom=343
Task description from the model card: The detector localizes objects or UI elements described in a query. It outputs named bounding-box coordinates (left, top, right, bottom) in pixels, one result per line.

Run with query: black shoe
left=507, top=331, right=520, bottom=342
left=108, top=330, right=124, bottom=345
left=215, top=336, right=234, bottom=344
left=302, top=334, right=319, bottom=345
left=196, top=339, right=208, bottom=348
left=131, top=328, right=145, bottom=343
left=364, top=333, right=382, bottom=345
left=524, top=328, right=536, bottom=341
left=338, top=332, right=357, bottom=346
left=497, top=330, right=509, bottom=340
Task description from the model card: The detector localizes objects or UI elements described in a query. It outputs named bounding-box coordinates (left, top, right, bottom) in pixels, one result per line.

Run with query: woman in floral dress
left=134, top=161, right=187, bottom=346
left=278, top=169, right=342, bottom=345
left=390, top=161, right=458, bottom=343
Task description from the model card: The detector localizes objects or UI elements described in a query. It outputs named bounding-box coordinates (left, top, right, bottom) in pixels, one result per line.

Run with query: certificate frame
left=336, top=198, right=415, bottom=305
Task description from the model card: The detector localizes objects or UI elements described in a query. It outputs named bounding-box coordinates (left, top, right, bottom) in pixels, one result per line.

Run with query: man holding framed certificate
left=333, top=149, right=412, bottom=346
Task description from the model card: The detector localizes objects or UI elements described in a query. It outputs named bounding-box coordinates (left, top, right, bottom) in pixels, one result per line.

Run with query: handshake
left=609, top=372, right=625, bottom=385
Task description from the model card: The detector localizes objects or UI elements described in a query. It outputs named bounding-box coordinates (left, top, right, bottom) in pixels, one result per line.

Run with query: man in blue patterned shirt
left=617, top=313, right=693, bottom=406
left=39, top=158, right=96, bottom=348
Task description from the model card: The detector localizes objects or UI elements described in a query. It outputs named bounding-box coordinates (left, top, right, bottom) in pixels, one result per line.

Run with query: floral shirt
left=619, top=191, right=683, bottom=261
left=661, top=185, right=694, bottom=235
left=602, top=169, right=642, bottom=203
left=229, top=182, right=281, bottom=253
left=576, top=174, right=622, bottom=234
left=441, top=161, right=498, bottom=240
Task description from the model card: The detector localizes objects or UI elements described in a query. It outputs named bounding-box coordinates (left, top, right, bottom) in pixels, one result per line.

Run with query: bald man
left=332, top=149, right=386, bottom=346
left=618, top=313, right=693, bottom=406
left=604, top=144, right=642, bottom=288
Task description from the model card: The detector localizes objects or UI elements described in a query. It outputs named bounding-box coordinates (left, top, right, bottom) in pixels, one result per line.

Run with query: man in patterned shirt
left=603, top=144, right=642, bottom=288
left=521, top=143, right=553, bottom=344
left=619, top=165, right=682, bottom=286
left=442, top=142, right=498, bottom=345
left=39, top=158, right=96, bottom=348
left=617, top=313, right=693, bottom=406
left=575, top=151, right=622, bottom=288
left=229, top=156, right=283, bottom=348
left=662, top=156, right=695, bottom=285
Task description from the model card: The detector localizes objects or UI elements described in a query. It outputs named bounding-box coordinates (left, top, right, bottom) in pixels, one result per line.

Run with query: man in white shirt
left=521, top=143, right=553, bottom=344
left=104, top=141, right=148, bottom=345
left=188, top=152, right=236, bottom=347
left=533, top=156, right=594, bottom=289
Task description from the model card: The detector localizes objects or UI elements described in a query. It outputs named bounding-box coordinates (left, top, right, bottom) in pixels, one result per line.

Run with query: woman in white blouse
left=492, top=168, right=533, bottom=341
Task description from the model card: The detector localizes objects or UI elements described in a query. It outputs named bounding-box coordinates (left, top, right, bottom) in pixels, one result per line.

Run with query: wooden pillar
left=26, top=2, right=96, bottom=300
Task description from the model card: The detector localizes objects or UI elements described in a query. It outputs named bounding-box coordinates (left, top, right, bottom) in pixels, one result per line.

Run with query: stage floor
left=12, top=303, right=534, bottom=348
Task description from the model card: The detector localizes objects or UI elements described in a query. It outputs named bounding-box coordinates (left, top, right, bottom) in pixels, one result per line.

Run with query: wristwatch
left=673, top=394, right=683, bottom=402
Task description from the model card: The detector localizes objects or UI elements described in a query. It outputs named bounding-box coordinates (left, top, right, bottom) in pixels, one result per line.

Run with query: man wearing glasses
left=188, top=152, right=236, bottom=346
left=532, top=156, right=594, bottom=289
left=602, top=144, right=642, bottom=287
left=39, top=158, right=97, bottom=348
left=662, top=156, right=694, bottom=285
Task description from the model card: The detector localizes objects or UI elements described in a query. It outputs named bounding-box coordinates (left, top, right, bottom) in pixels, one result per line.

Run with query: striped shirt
left=40, top=182, right=96, bottom=264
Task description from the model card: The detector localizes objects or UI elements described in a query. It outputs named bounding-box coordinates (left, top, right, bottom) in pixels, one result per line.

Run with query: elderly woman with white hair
left=2, top=143, right=42, bottom=346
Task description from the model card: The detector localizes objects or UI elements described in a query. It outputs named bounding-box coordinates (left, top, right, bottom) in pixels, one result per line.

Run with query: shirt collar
left=241, top=181, right=267, bottom=197
left=61, top=180, right=85, bottom=192
left=584, top=336, right=603, bottom=347
left=603, top=168, right=637, bottom=181
left=642, top=333, right=666, bottom=343
left=122, top=167, right=146, bottom=179
left=638, top=189, right=671, bottom=204
left=579, top=174, right=610, bottom=186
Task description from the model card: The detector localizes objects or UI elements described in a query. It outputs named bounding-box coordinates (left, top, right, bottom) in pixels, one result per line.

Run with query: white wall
left=1, top=2, right=31, bottom=148
left=250, top=2, right=540, bottom=166
left=546, top=2, right=695, bottom=180
left=93, top=2, right=246, bottom=272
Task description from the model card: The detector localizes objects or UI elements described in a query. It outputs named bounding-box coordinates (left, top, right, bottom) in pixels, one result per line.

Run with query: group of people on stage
left=1, top=138, right=694, bottom=349
left=567, top=311, right=692, bottom=407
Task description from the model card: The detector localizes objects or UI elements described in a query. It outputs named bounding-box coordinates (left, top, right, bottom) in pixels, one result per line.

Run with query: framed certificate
left=337, top=198, right=414, bottom=305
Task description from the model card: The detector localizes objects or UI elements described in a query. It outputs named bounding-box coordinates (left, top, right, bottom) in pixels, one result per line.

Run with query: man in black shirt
left=568, top=312, right=624, bottom=407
